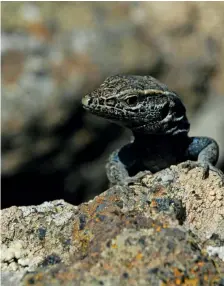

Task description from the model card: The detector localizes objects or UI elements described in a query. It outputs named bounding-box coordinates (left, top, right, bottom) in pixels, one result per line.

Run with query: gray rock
left=1, top=164, right=224, bottom=285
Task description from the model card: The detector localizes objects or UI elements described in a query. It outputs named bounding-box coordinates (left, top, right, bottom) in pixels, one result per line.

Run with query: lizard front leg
left=106, top=144, right=151, bottom=186
left=182, top=137, right=224, bottom=185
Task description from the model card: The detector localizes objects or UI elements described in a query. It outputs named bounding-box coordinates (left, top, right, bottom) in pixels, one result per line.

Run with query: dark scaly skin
left=82, top=75, right=224, bottom=186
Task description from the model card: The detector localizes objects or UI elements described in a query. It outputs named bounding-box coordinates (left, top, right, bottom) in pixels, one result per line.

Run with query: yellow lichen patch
left=182, top=278, right=200, bottom=286
left=72, top=220, right=93, bottom=255
left=161, top=277, right=199, bottom=286
left=111, top=243, right=118, bottom=249
left=173, top=267, right=183, bottom=278
left=163, top=223, right=169, bottom=228
left=203, top=274, right=208, bottom=281
left=175, top=278, right=182, bottom=285
left=135, top=252, right=143, bottom=260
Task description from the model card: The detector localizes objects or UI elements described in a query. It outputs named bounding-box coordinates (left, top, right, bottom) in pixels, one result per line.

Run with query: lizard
left=82, top=75, right=224, bottom=186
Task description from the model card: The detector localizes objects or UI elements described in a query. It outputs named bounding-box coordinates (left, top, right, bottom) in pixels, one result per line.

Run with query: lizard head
left=82, top=75, right=190, bottom=135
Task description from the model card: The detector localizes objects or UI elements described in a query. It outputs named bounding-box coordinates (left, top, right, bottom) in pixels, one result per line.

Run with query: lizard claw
left=181, top=160, right=224, bottom=186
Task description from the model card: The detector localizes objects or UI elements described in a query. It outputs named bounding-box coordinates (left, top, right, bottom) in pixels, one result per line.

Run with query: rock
left=1, top=200, right=78, bottom=272
left=1, top=272, right=26, bottom=286
left=1, top=164, right=224, bottom=285
left=207, top=246, right=224, bottom=261
left=143, top=164, right=224, bottom=241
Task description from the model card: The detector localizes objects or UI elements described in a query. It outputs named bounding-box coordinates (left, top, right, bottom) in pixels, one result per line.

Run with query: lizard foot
left=124, top=170, right=152, bottom=186
left=181, top=160, right=224, bottom=186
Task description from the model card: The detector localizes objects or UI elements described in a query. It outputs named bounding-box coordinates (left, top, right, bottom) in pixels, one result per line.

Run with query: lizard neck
left=133, top=132, right=189, bottom=146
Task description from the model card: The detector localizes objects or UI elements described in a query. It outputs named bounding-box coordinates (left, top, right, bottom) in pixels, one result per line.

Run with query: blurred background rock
left=2, top=2, right=224, bottom=208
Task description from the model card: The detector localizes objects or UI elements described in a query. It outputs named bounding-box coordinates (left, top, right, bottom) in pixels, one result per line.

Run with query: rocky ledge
left=1, top=163, right=224, bottom=285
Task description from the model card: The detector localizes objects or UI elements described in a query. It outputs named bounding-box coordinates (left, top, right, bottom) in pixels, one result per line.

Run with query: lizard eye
left=125, top=96, right=138, bottom=106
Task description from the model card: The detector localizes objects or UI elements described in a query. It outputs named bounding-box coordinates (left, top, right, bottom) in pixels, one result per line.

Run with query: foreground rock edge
left=1, top=163, right=224, bottom=285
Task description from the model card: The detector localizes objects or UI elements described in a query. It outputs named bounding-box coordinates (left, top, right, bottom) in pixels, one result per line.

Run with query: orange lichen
left=173, top=267, right=183, bottom=277
left=151, top=200, right=158, bottom=208
left=197, top=261, right=204, bottom=268
left=26, top=22, right=51, bottom=40
left=162, top=277, right=199, bottom=286
left=135, top=252, right=143, bottom=260
left=103, top=262, right=113, bottom=271
left=153, top=186, right=167, bottom=197
left=72, top=220, right=92, bottom=255
left=111, top=243, right=118, bottom=249
left=182, top=278, right=200, bottom=286
left=175, top=278, right=182, bottom=285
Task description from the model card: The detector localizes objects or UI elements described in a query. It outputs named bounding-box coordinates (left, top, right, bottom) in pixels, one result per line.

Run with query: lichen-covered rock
left=1, top=164, right=224, bottom=285
left=142, top=164, right=224, bottom=242
left=1, top=200, right=78, bottom=272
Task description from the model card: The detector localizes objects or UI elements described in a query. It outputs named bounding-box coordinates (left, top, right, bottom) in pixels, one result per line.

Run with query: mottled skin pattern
left=82, top=75, right=224, bottom=186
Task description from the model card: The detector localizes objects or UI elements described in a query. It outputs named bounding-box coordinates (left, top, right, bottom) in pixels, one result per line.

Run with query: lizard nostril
left=106, top=99, right=115, bottom=106
left=82, top=95, right=91, bottom=106
left=99, top=98, right=104, bottom=105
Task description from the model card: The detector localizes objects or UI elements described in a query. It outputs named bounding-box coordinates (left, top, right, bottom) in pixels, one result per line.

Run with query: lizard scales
left=82, top=75, right=223, bottom=186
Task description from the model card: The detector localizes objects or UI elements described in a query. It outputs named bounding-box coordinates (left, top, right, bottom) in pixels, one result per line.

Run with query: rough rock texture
left=1, top=200, right=78, bottom=272
left=2, top=2, right=224, bottom=208
left=142, top=165, right=224, bottom=242
left=1, top=164, right=224, bottom=285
